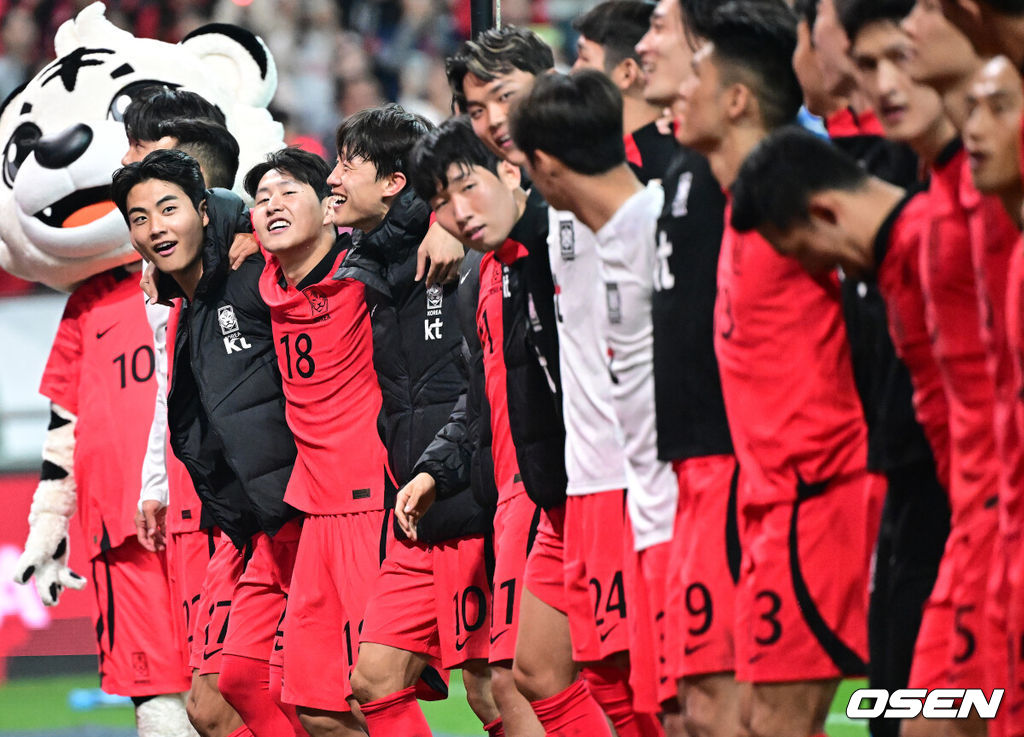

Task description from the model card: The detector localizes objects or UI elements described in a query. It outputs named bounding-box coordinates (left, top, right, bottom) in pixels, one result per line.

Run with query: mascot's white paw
left=15, top=479, right=86, bottom=606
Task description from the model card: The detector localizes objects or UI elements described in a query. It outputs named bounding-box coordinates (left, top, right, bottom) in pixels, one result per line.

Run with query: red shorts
left=281, top=510, right=388, bottom=711
left=734, top=469, right=885, bottom=683
left=1003, top=530, right=1024, bottom=732
left=190, top=534, right=246, bottom=675
left=626, top=535, right=674, bottom=711
left=491, top=492, right=540, bottom=663
left=667, top=455, right=740, bottom=679
left=225, top=519, right=300, bottom=666
left=361, top=534, right=491, bottom=669
left=564, top=492, right=630, bottom=662
left=166, top=528, right=216, bottom=675
left=90, top=537, right=191, bottom=696
left=524, top=504, right=568, bottom=614
left=909, top=505, right=999, bottom=690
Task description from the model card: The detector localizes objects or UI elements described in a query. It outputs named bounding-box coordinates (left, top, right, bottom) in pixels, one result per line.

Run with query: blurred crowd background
left=0, top=0, right=585, bottom=296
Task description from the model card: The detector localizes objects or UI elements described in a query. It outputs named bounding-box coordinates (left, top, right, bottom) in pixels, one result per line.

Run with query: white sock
left=135, top=692, right=199, bottom=737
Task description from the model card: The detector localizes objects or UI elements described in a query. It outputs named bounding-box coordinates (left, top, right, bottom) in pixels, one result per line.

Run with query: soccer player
left=118, top=98, right=258, bottom=737
left=571, top=0, right=676, bottom=182
left=510, top=69, right=686, bottom=736
left=410, top=114, right=618, bottom=737
left=448, top=24, right=670, bottom=735
left=675, top=3, right=885, bottom=736
left=247, top=146, right=391, bottom=737
left=964, top=55, right=1024, bottom=730
left=846, top=9, right=1001, bottom=737
left=113, top=148, right=305, bottom=737
left=322, top=104, right=498, bottom=737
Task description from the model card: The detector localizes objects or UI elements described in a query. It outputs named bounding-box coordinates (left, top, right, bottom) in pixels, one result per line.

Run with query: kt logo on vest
left=424, top=284, right=444, bottom=341
left=218, top=305, right=252, bottom=354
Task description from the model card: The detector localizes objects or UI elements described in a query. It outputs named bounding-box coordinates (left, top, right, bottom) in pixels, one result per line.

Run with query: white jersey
left=593, top=182, right=677, bottom=550
left=547, top=207, right=629, bottom=496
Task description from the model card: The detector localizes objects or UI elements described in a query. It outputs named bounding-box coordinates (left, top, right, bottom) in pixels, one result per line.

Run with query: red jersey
left=962, top=162, right=1024, bottom=537
left=164, top=303, right=204, bottom=534
left=714, top=200, right=868, bottom=503
left=825, top=107, right=886, bottom=137
left=919, top=143, right=1000, bottom=525
left=873, top=192, right=952, bottom=489
left=39, top=269, right=158, bottom=559
left=478, top=242, right=526, bottom=504
left=259, top=242, right=390, bottom=515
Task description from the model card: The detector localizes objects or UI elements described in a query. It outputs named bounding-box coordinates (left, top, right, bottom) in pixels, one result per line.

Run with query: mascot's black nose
left=34, top=123, right=93, bottom=170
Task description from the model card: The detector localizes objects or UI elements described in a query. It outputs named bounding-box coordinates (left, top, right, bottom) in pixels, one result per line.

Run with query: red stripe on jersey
left=877, top=194, right=951, bottom=489
left=961, top=160, right=1024, bottom=536
left=478, top=250, right=525, bottom=503
left=40, top=272, right=158, bottom=557
left=714, top=200, right=868, bottom=503
left=259, top=251, right=390, bottom=515
left=624, top=133, right=642, bottom=169
left=920, top=146, right=1001, bottom=525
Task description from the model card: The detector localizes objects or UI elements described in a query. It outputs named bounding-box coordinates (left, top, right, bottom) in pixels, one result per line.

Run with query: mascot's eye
left=2, top=122, right=41, bottom=187
left=107, top=81, right=174, bottom=123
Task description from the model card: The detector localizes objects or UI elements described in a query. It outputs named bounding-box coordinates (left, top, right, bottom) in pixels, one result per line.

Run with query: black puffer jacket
left=414, top=249, right=498, bottom=510
left=163, top=189, right=299, bottom=548
left=500, top=188, right=567, bottom=510
left=334, top=188, right=489, bottom=542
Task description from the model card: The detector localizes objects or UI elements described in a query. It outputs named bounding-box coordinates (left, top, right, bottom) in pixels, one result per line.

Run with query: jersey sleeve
left=39, top=289, right=88, bottom=414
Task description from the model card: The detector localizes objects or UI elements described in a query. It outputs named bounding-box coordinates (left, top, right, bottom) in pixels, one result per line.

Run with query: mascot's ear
left=180, top=24, right=277, bottom=109
left=53, top=2, right=134, bottom=56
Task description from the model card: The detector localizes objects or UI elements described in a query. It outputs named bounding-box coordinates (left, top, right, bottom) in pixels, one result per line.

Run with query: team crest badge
left=304, top=287, right=328, bottom=315
left=559, top=220, right=575, bottom=260
left=131, top=652, right=150, bottom=682
left=218, top=305, right=239, bottom=335
left=426, top=284, right=443, bottom=311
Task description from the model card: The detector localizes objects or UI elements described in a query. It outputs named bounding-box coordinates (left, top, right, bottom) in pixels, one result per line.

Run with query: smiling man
left=112, top=148, right=307, bottom=737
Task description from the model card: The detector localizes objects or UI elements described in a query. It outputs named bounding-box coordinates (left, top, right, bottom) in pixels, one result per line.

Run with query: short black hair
left=705, top=0, right=802, bottom=131
left=243, top=147, right=332, bottom=201
left=509, top=70, right=625, bottom=175
left=839, top=0, right=914, bottom=44
left=334, top=103, right=434, bottom=182
left=731, top=125, right=869, bottom=232
left=155, top=118, right=240, bottom=189
left=123, top=87, right=225, bottom=143
left=111, top=148, right=207, bottom=222
left=573, top=0, right=655, bottom=70
left=794, top=0, right=817, bottom=32
left=977, top=0, right=1024, bottom=14
left=409, top=116, right=503, bottom=203
left=446, top=26, right=555, bottom=111
left=680, top=0, right=717, bottom=39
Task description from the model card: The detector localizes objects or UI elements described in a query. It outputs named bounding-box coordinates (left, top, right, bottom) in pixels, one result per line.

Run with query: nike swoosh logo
left=598, top=624, right=619, bottom=642
left=455, top=637, right=471, bottom=651
left=203, top=648, right=223, bottom=660
left=460, top=270, right=472, bottom=285
left=96, top=324, right=118, bottom=339
left=747, top=653, right=766, bottom=665
left=684, top=642, right=709, bottom=656
left=490, top=630, right=509, bottom=645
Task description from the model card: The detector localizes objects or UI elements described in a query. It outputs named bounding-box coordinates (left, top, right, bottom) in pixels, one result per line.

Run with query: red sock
left=266, top=662, right=305, bottom=735
left=225, top=727, right=254, bottom=737
left=361, top=686, right=432, bottom=737
left=583, top=665, right=664, bottom=737
left=220, top=653, right=303, bottom=737
left=530, top=678, right=614, bottom=737
left=483, top=717, right=505, bottom=736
